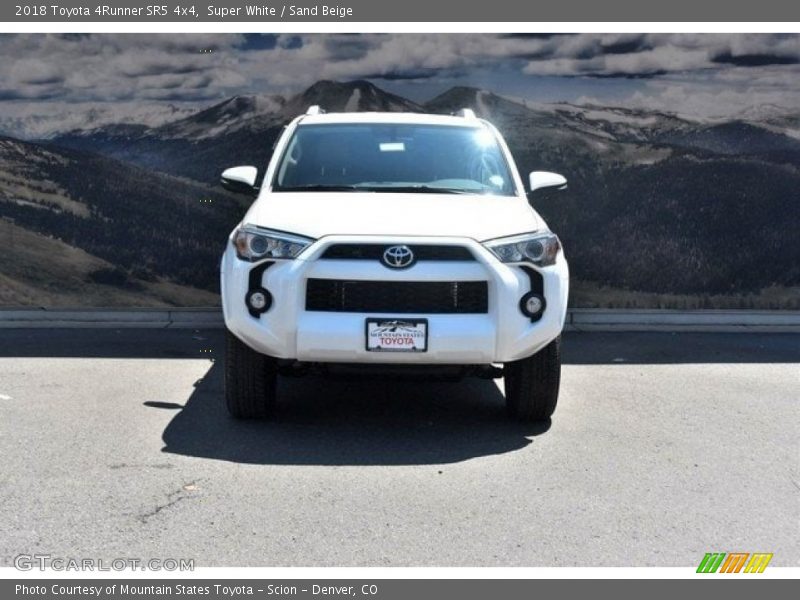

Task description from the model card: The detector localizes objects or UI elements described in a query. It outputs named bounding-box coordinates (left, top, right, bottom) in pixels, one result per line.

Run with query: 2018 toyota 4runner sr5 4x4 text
left=220, top=107, right=569, bottom=421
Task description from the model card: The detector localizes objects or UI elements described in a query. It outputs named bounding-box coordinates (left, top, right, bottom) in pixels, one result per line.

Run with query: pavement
left=0, top=329, right=797, bottom=567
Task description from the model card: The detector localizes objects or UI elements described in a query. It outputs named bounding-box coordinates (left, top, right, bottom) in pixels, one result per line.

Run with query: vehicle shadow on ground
left=158, top=360, right=550, bottom=466
left=150, top=329, right=799, bottom=465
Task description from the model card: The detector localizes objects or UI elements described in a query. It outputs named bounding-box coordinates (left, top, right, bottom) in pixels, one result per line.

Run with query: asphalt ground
left=0, top=329, right=797, bottom=567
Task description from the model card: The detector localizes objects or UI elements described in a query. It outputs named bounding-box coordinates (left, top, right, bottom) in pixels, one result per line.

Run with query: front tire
left=224, top=329, right=277, bottom=419
left=504, top=336, right=561, bottom=422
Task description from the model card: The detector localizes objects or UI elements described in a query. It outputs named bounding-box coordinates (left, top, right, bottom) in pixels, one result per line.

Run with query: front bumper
left=221, top=235, right=568, bottom=364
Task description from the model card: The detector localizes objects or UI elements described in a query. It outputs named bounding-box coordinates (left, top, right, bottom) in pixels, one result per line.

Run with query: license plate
left=365, top=318, right=428, bottom=352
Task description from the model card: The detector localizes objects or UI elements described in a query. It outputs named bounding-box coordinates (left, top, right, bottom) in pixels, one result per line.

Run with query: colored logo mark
left=697, top=552, right=773, bottom=573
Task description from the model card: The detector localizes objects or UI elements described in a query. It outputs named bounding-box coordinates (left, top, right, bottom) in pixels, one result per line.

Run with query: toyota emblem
left=382, top=245, right=415, bottom=269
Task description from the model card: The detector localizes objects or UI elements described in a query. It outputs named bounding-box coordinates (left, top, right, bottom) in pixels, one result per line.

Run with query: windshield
left=272, top=123, right=516, bottom=196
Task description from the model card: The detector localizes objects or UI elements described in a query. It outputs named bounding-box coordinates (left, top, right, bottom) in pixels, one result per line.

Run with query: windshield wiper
left=275, top=184, right=479, bottom=194
left=274, top=184, right=367, bottom=192
left=357, top=185, right=471, bottom=194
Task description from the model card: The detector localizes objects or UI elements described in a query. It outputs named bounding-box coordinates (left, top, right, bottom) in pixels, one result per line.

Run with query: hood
left=244, top=192, right=543, bottom=241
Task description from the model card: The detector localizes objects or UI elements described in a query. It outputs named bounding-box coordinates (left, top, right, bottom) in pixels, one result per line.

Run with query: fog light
left=520, top=292, right=546, bottom=319
left=246, top=288, right=271, bottom=313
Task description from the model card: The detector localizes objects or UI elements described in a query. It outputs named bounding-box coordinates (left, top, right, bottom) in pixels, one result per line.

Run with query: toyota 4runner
left=220, top=106, right=569, bottom=421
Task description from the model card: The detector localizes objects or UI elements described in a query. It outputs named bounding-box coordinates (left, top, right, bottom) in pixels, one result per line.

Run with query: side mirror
left=528, top=171, right=568, bottom=197
left=221, top=166, right=259, bottom=195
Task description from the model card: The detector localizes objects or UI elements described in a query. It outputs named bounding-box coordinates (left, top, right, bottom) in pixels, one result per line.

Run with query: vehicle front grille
left=319, top=244, right=475, bottom=261
left=305, top=279, right=488, bottom=314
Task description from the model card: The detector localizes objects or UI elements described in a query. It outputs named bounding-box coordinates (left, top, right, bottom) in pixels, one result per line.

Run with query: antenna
left=305, top=105, right=325, bottom=115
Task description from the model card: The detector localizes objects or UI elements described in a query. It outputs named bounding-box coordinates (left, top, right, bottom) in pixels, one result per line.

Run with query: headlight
left=483, top=232, right=561, bottom=267
left=233, top=226, right=314, bottom=261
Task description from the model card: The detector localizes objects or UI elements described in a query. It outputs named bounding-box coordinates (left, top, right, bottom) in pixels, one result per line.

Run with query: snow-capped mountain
left=427, top=86, right=696, bottom=142
left=49, top=80, right=428, bottom=182
left=0, top=101, right=200, bottom=140
left=154, top=94, right=286, bottom=140
left=280, top=79, right=423, bottom=116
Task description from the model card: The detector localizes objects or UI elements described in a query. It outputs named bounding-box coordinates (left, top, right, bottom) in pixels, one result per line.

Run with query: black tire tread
left=224, top=329, right=277, bottom=419
left=504, top=335, right=561, bottom=422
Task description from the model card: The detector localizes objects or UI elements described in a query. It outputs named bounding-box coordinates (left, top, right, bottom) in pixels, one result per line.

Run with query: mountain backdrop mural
left=1, top=34, right=799, bottom=308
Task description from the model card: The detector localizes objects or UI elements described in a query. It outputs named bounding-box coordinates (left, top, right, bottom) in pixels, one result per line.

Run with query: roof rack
left=305, top=105, right=325, bottom=115
left=454, top=108, right=477, bottom=119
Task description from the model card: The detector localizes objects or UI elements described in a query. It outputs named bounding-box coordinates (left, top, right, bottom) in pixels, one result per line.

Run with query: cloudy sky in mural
left=1, top=32, right=798, bottom=122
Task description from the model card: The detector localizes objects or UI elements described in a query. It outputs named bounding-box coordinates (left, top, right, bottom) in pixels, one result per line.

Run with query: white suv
left=219, top=107, right=569, bottom=421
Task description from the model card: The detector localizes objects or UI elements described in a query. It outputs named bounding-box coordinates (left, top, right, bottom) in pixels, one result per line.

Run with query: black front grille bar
left=319, top=244, right=475, bottom=262
left=306, top=279, right=489, bottom=314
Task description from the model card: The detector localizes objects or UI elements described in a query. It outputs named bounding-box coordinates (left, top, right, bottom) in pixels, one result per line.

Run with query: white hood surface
left=244, top=192, right=543, bottom=241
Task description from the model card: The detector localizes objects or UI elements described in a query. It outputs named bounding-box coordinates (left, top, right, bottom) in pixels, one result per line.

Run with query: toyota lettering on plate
left=366, top=319, right=428, bottom=352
